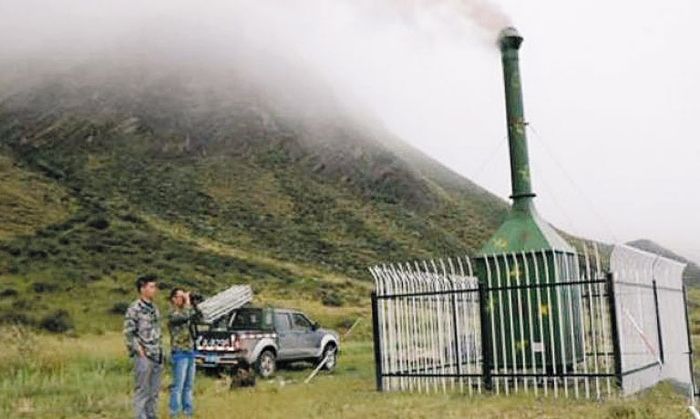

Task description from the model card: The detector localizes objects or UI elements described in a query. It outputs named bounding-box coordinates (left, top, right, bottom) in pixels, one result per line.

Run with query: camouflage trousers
left=133, top=357, right=161, bottom=419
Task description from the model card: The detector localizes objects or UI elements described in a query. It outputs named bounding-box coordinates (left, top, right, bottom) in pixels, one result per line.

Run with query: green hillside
left=0, top=71, right=508, bottom=332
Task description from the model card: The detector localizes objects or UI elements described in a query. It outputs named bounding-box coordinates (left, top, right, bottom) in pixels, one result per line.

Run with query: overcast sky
left=2, top=1, right=698, bottom=263
left=315, top=0, right=700, bottom=263
left=418, top=0, right=700, bottom=263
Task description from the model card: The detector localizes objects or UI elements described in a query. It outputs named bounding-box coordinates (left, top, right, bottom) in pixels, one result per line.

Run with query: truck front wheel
left=319, top=344, right=337, bottom=371
left=255, top=349, right=276, bottom=379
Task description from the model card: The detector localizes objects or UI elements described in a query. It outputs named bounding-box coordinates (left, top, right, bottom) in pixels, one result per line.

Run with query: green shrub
left=56, top=269, right=81, bottom=283
left=0, top=288, right=18, bottom=297
left=87, top=215, right=110, bottom=230
left=110, top=286, right=129, bottom=295
left=12, top=298, right=31, bottom=310
left=119, top=212, right=142, bottom=223
left=39, top=309, right=74, bottom=333
left=108, top=302, right=129, bottom=315
left=85, top=271, right=102, bottom=281
left=0, top=311, right=35, bottom=326
left=32, top=282, right=59, bottom=293
left=2, top=242, right=22, bottom=256
left=321, top=291, right=345, bottom=307
left=606, top=404, right=639, bottom=418
left=27, top=245, right=48, bottom=259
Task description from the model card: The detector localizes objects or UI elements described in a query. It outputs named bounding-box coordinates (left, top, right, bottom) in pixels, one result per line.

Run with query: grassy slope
left=0, top=154, right=73, bottom=239
left=0, top=99, right=507, bottom=331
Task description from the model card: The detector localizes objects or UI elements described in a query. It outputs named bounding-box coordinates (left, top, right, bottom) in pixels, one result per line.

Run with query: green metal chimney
left=476, top=27, right=582, bottom=374
left=481, top=27, right=573, bottom=254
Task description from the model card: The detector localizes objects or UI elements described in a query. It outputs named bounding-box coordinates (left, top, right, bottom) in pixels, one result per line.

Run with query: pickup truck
left=194, top=306, right=339, bottom=378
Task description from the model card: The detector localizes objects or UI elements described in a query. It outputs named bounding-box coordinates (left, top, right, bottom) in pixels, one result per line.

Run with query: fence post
left=371, top=291, right=384, bottom=392
left=478, top=280, right=493, bottom=391
left=606, top=272, right=623, bottom=392
left=451, top=292, right=463, bottom=381
left=652, top=280, right=665, bottom=364
left=682, top=285, right=697, bottom=400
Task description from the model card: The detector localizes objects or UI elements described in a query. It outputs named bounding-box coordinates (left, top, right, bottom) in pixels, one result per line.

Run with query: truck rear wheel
left=256, top=349, right=276, bottom=378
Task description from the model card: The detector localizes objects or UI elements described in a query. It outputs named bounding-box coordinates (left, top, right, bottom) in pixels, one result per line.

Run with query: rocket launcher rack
left=197, top=285, right=253, bottom=324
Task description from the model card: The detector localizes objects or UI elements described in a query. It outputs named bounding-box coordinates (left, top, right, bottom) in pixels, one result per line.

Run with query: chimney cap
left=498, top=26, right=523, bottom=51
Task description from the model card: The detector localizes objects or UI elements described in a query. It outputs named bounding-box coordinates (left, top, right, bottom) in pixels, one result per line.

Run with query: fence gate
left=370, top=244, right=694, bottom=399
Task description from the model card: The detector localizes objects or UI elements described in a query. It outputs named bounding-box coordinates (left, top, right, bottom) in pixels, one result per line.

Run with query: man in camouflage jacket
left=124, top=275, right=163, bottom=419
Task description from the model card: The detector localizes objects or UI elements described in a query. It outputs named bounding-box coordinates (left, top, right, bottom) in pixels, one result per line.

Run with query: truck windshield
left=229, top=308, right=270, bottom=330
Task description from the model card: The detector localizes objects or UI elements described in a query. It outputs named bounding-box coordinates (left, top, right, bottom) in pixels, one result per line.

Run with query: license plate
left=205, top=355, right=218, bottom=363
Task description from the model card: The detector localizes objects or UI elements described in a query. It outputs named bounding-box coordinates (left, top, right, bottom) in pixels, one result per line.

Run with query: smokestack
left=476, top=29, right=581, bottom=373
left=498, top=27, right=534, bottom=213
left=480, top=27, right=573, bottom=253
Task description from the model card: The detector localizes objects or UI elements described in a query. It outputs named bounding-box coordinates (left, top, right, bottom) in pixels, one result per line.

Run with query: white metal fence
left=370, top=244, right=621, bottom=399
left=369, top=259, right=482, bottom=394
left=370, top=244, right=695, bottom=399
left=610, top=244, right=694, bottom=397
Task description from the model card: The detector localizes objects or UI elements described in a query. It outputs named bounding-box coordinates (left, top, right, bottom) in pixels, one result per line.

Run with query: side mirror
left=311, top=322, right=320, bottom=331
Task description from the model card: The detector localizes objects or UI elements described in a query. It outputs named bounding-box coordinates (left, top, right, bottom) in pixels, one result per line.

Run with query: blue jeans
left=169, top=351, right=195, bottom=417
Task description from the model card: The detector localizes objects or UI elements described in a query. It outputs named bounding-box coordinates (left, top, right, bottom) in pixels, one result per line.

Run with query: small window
left=229, top=308, right=263, bottom=329
left=291, top=313, right=312, bottom=330
left=275, top=313, right=291, bottom=331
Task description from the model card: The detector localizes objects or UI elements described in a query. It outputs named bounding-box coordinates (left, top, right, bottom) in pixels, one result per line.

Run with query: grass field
left=0, top=309, right=696, bottom=418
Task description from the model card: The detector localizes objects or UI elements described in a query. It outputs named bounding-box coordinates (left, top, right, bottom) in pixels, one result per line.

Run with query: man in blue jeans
left=167, top=288, right=198, bottom=418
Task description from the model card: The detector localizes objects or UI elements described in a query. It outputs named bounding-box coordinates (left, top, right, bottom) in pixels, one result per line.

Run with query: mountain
left=627, top=239, right=700, bottom=287
left=0, top=62, right=509, bottom=331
